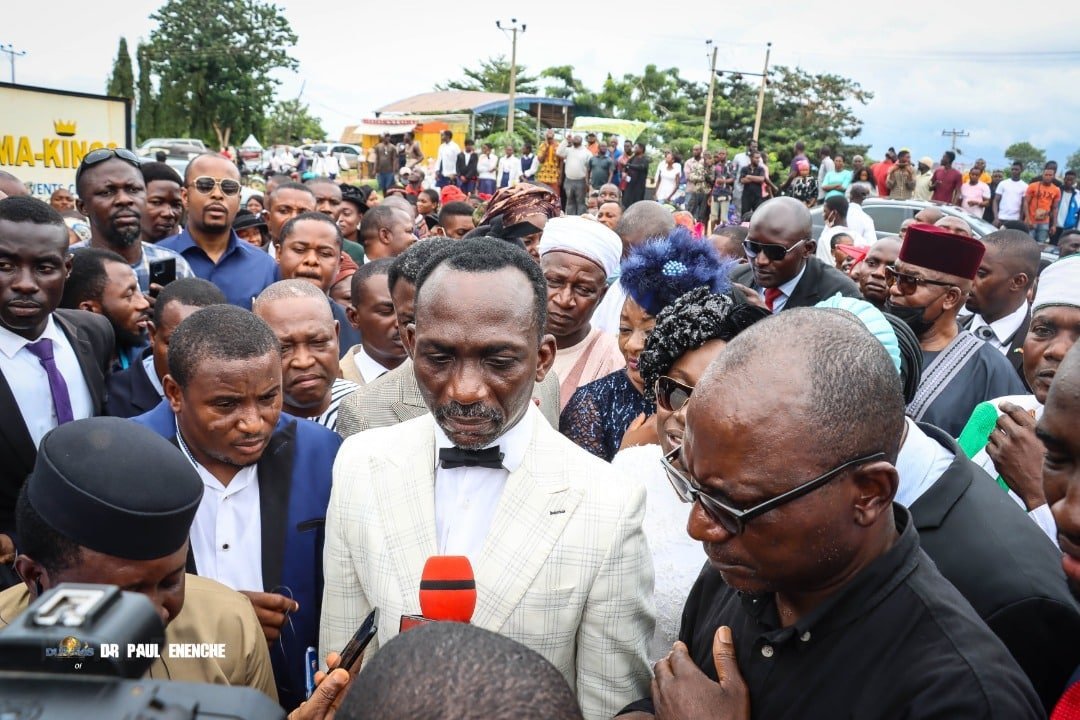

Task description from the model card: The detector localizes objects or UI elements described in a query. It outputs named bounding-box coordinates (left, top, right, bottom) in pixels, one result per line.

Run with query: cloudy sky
left=6, top=0, right=1077, bottom=169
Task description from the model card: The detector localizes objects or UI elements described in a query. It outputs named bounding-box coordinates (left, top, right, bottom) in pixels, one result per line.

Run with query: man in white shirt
left=0, top=196, right=113, bottom=551
left=435, top=130, right=460, bottom=188
left=963, top=229, right=1041, bottom=380
left=816, top=145, right=835, bottom=201
left=338, top=258, right=407, bottom=385
left=497, top=145, right=523, bottom=189
left=131, top=303, right=341, bottom=710
left=322, top=239, right=654, bottom=720
left=730, top=139, right=756, bottom=211
left=557, top=134, right=593, bottom=216
left=994, top=161, right=1029, bottom=226
left=845, top=182, right=878, bottom=245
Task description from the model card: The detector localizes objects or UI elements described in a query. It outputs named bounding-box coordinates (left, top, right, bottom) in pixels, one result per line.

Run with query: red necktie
left=764, top=287, right=783, bottom=313
left=1053, top=682, right=1080, bottom=720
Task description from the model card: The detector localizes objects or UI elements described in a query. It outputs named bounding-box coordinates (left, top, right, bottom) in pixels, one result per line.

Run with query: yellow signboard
left=0, top=83, right=131, bottom=199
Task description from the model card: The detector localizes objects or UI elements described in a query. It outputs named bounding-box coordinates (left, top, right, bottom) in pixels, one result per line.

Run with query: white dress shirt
left=496, top=155, right=522, bottom=186
left=141, top=352, right=165, bottom=399
left=437, top=141, right=460, bottom=177
left=0, top=317, right=94, bottom=447
left=894, top=417, right=956, bottom=508
left=177, top=424, right=264, bottom=592
left=352, top=346, right=392, bottom=384
left=968, top=302, right=1029, bottom=355
left=477, top=153, right=498, bottom=181
left=845, top=202, right=878, bottom=245
left=759, top=263, right=807, bottom=314
left=433, top=404, right=536, bottom=564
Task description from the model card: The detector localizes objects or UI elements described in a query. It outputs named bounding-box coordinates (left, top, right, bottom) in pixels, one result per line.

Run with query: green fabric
left=956, top=400, right=1011, bottom=493
left=343, top=239, right=365, bottom=265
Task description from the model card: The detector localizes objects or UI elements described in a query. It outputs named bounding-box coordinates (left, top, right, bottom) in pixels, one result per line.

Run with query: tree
left=540, top=65, right=600, bottom=117
left=437, top=56, right=539, bottom=138
left=1004, top=142, right=1047, bottom=176
left=145, top=0, right=298, bottom=149
left=263, top=99, right=325, bottom=146
left=135, top=42, right=158, bottom=143
left=1066, top=149, right=1080, bottom=173
left=106, top=38, right=134, bottom=99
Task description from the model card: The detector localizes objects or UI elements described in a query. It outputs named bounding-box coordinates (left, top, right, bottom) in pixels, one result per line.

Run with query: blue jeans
left=377, top=172, right=395, bottom=193
left=1031, top=224, right=1051, bottom=243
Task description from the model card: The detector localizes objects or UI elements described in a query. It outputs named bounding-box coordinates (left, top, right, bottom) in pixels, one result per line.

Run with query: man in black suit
left=105, top=277, right=225, bottom=418
left=730, top=197, right=860, bottom=312
left=963, top=229, right=1041, bottom=384
left=456, top=139, right=479, bottom=194
left=896, top=419, right=1080, bottom=713
left=0, top=197, right=113, bottom=547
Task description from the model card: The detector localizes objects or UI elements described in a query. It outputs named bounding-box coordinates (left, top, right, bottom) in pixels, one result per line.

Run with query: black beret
left=28, top=417, right=203, bottom=560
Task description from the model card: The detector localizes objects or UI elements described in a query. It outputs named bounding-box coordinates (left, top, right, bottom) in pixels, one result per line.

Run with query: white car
left=298, top=143, right=363, bottom=170
left=137, top=138, right=208, bottom=155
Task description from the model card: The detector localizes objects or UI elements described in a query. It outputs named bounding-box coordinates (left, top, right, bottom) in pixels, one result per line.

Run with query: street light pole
left=0, top=43, right=27, bottom=84
left=752, top=42, right=771, bottom=143
left=497, top=19, right=526, bottom=136
left=702, top=40, right=718, bottom=149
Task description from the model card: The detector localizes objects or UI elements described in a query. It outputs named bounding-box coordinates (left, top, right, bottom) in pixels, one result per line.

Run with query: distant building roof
left=376, top=90, right=573, bottom=118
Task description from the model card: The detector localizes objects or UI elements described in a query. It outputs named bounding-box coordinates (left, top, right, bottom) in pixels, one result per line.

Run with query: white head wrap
left=538, top=216, right=622, bottom=278
left=1033, top=255, right=1080, bottom=313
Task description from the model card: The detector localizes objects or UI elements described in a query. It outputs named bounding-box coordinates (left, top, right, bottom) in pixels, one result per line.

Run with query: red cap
left=440, top=185, right=467, bottom=205
left=419, top=556, right=476, bottom=623
left=836, top=244, right=868, bottom=264
left=898, top=223, right=985, bottom=280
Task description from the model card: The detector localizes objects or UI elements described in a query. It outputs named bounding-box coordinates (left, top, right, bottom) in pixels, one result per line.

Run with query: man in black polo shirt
left=619, top=309, right=1041, bottom=719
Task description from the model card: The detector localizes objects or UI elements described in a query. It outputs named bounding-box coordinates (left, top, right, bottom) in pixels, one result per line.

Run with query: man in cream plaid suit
left=321, top=239, right=654, bottom=720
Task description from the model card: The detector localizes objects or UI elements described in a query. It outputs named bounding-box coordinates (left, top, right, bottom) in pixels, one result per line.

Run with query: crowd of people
left=0, top=124, right=1079, bottom=720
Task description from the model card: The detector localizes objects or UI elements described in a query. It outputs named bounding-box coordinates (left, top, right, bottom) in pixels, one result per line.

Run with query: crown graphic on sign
left=54, top=120, right=77, bottom=137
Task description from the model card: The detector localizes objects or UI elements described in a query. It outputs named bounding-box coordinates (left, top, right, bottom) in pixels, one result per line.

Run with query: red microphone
left=400, top=556, right=476, bottom=633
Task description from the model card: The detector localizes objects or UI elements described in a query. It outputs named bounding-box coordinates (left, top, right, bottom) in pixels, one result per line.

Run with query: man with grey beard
left=72, top=149, right=192, bottom=294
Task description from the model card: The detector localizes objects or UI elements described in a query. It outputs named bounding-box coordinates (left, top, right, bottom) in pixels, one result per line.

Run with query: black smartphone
left=149, top=258, right=177, bottom=288
left=335, top=608, right=379, bottom=672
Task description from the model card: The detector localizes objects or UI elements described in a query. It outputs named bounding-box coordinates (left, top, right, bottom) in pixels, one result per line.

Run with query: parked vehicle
left=298, top=143, right=363, bottom=170
left=137, top=138, right=207, bottom=154
left=810, top=198, right=997, bottom=240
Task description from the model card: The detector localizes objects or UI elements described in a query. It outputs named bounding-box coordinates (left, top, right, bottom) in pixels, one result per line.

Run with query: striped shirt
left=310, top=378, right=359, bottom=432
left=70, top=240, right=194, bottom=293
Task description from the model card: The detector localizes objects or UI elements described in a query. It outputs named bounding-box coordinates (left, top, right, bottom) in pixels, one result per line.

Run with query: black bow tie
left=974, top=325, right=997, bottom=342
left=439, top=446, right=504, bottom=470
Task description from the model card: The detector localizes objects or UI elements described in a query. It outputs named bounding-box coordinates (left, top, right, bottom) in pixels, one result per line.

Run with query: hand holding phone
left=334, top=608, right=379, bottom=674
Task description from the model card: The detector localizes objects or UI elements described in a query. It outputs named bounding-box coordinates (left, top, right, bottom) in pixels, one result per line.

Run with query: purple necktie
left=25, top=338, right=75, bottom=425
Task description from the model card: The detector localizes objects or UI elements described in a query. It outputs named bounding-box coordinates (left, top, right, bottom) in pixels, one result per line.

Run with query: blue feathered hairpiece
left=619, top=226, right=735, bottom=316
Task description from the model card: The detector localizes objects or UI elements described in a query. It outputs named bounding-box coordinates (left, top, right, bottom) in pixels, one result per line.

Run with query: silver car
left=811, top=198, right=997, bottom=240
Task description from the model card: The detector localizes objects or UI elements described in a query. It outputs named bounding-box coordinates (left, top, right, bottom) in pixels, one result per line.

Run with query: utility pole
left=0, top=43, right=27, bottom=84
left=752, top=42, right=772, bottom=143
left=702, top=40, right=718, bottom=149
left=497, top=19, right=526, bottom=136
left=942, top=128, right=969, bottom=154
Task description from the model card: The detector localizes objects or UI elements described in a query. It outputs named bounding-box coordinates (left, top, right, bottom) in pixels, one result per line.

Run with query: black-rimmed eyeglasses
left=660, top=445, right=886, bottom=535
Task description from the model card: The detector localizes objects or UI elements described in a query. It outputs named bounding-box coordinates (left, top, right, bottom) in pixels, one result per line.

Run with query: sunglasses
left=660, top=445, right=886, bottom=535
left=883, top=265, right=955, bottom=296
left=75, top=147, right=141, bottom=185
left=188, top=176, right=242, bottom=196
left=655, top=376, right=693, bottom=413
left=742, top=237, right=807, bottom=262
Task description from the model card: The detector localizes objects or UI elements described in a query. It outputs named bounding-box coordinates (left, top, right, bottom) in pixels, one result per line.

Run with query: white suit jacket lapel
left=471, top=419, right=583, bottom=631
left=376, top=417, right=438, bottom=605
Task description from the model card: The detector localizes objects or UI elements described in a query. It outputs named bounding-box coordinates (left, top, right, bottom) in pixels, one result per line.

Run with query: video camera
left=0, top=583, right=285, bottom=719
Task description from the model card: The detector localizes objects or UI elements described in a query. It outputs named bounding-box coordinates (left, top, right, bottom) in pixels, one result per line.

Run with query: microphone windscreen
left=419, top=556, right=476, bottom=623
left=957, top=401, right=1000, bottom=458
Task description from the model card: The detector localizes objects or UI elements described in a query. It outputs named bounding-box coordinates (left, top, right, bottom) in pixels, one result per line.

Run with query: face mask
left=885, top=299, right=940, bottom=338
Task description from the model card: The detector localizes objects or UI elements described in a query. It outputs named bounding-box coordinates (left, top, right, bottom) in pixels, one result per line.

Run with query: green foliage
left=106, top=38, right=135, bottom=99
left=1066, top=148, right=1080, bottom=173
left=1004, top=142, right=1047, bottom=176
left=144, top=0, right=298, bottom=149
left=437, top=55, right=538, bottom=94
left=135, top=42, right=157, bottom=142
left=263, top=99, right=326, bottom=146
